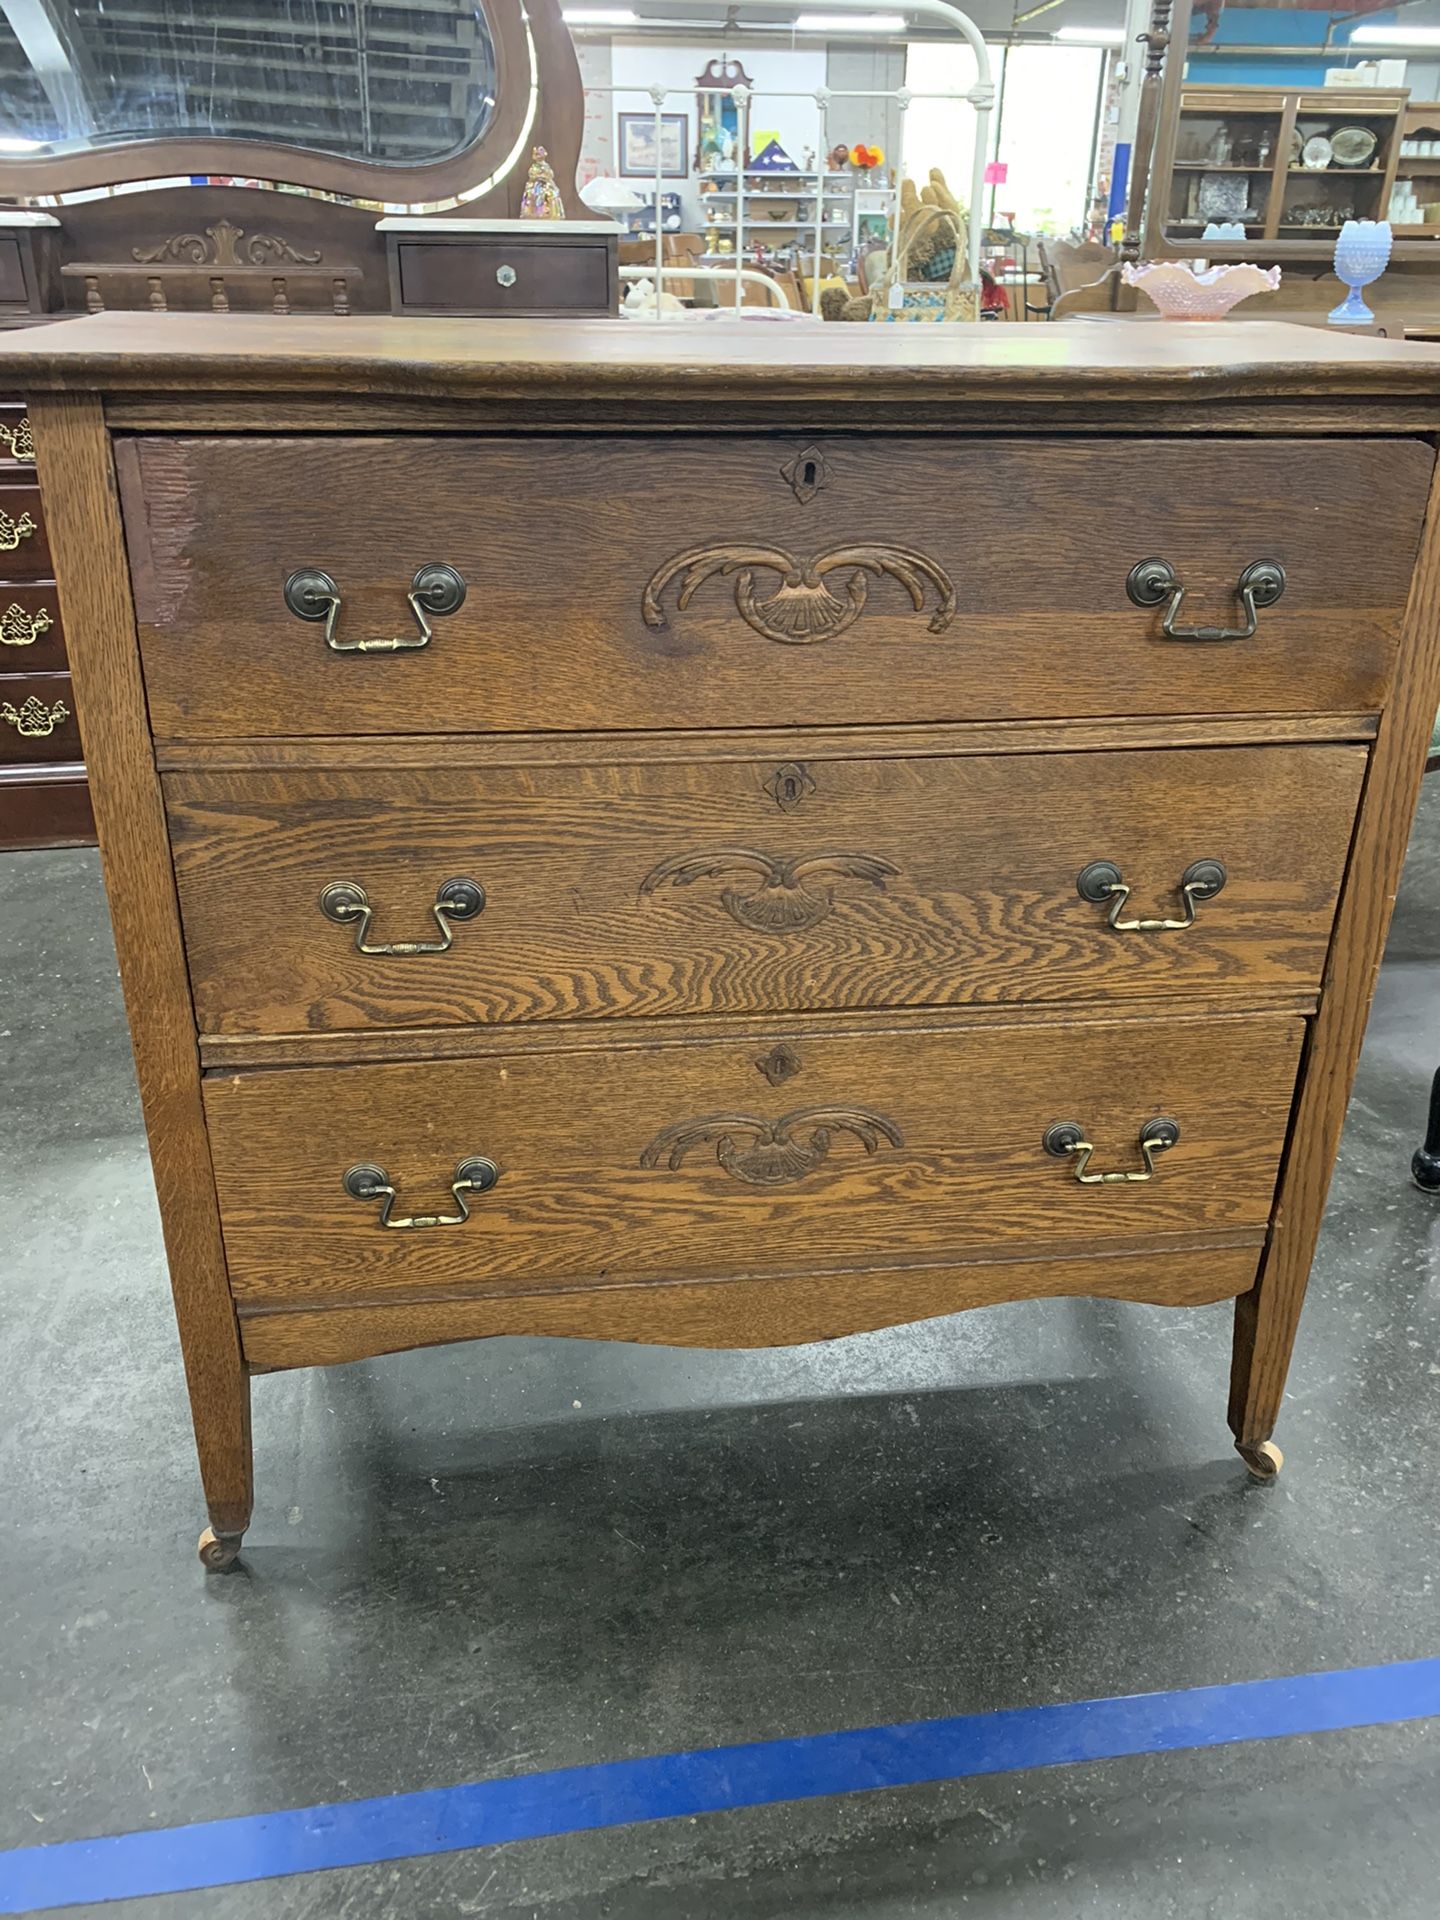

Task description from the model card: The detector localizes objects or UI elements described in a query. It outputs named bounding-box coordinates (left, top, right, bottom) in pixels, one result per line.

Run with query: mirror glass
left=0, top=1, right=498, bottom=166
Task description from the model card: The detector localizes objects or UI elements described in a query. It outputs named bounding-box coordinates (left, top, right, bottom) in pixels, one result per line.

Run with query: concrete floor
left=5, top=781, right=1440, bottom=1916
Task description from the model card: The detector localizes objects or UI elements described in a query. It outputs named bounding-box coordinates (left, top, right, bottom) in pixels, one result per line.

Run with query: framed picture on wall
left=618, top=112, right=689, bottom=179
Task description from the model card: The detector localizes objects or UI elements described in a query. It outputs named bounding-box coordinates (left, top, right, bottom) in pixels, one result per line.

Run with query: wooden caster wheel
left=198, top=1526, right=244, bottom=1572
left=1237, top=1440, right=1284, bottom=1483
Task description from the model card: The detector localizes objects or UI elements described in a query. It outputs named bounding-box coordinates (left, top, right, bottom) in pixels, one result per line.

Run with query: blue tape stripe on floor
left=5, top=1656, right=1440, bottom=1915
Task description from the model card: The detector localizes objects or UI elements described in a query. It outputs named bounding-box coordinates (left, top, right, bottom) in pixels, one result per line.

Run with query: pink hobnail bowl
left=1122, top=260, right=1282, bottom=320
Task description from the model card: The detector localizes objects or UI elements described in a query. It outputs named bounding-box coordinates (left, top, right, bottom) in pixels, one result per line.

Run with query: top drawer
left=118, top=435, right=1432, bottom=740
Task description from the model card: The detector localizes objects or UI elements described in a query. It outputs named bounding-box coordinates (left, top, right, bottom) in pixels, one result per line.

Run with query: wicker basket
left=868, top=203, right=979, bottom=324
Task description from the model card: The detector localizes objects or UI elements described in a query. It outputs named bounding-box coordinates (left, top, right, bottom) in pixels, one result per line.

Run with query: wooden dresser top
left=5, top=313, right=1440, bottom=407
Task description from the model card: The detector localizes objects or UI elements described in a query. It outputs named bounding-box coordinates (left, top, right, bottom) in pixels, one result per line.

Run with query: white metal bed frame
left=590, top=0, right=994, bottom=319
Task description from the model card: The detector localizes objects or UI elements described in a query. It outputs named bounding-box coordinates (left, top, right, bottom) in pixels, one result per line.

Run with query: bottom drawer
left=206, top=1011, right=1304, bottom=1323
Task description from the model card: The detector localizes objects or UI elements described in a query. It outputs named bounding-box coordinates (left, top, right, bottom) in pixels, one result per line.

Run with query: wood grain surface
left=7, top=312, right=1440, bottom=407
left=30, top=393, right=252, bottom=1537
left=166, top=745, right=1366, bottom=1035
left=239, top=1243, right=1265, bottom=1369
left=154, top=711, right=1382, bottom=772
left=203, top=1012, right=1305, bottom=1309
left=120, top=435, right=1429, bottom=738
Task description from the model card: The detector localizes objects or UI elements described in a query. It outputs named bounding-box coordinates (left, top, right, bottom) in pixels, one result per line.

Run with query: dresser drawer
left=0, top=480, right=49, bottom=579
left=119, top=435, right=1430, bottom=739
left=204, top=1011, right=1305, bottom=1309
left=0, top=672, right=78, bottom=766
left=0, top=582, right=65, bottom=672
left=392, top=236, right=618, bottom=316
left=168, top=743, right=1364, bottom=1035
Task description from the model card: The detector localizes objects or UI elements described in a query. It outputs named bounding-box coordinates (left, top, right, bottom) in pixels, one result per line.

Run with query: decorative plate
left=1331, top=125, right=1379, bottom=168
left=1302, top=134, right=1334, bottom=171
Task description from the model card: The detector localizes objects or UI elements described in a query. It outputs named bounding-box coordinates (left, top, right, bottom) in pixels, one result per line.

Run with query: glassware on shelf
left=1328, top=218, right=1393, bottom=324
left=1122, top=260, right=1282, bottom=320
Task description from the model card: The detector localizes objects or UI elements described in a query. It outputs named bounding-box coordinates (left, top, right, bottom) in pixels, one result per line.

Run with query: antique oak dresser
left=9, top=314, right=1440, bottom=1569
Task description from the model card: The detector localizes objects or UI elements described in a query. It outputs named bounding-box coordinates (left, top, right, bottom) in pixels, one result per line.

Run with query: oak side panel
left=1230, top=448, right=1440, bottom=1451
left=240, top=1243, right=1265, bottom=1370
left=29, top=392, right=251, bottom=1537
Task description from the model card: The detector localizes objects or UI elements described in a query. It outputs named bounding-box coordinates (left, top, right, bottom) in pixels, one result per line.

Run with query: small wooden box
left=379, top=218, right=619, bottom=318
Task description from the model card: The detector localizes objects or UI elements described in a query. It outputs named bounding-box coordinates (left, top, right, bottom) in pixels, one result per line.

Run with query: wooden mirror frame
left=0, top=0, right=581, bottom=214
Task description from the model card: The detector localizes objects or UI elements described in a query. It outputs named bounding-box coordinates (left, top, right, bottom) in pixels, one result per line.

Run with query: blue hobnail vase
left=1329, top=219, right=1392, bottom=325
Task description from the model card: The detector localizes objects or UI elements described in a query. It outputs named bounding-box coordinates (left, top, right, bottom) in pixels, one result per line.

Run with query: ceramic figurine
left=520, top=147, right=565, bottom=221
left=1329, top=219, right=1392, bottom=325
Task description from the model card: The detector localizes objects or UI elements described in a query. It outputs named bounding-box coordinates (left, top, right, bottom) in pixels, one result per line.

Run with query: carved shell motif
left=642, top=544, right=957, bottom=647
left=640, top=847, right=899, bottom=932
left=640, top=1106, right=904, bottom=1187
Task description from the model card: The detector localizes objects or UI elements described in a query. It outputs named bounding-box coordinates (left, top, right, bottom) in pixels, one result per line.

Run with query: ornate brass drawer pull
left=283, top=562, right=466, bottom=653
left=1126, top=557, right=1285, bottom=642
left=1043, top=1117, right=1180, bottom=1185
left=319, top=877, right=485, bottom=955
left=0, top=416, right=34, bottom=463
left=343, top=1157, right=499, bottom=1229
left=1077, top=858, right=1226, bottom=932
left=0, top=601, right=53, bottom=647
left=2, top=695, right=69, bottom=738
left=0, top=507, right=37, bottom=553
left=641, top=1104, right=903, bottom=1188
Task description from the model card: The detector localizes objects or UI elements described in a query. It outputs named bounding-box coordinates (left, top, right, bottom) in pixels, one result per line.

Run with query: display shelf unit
left=1389, top=100, right=1440, bottom=235
left=1148, top=84, right=1408, bottom=259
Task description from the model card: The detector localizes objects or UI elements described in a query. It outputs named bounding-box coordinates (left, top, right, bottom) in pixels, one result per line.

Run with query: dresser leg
left=1228, top=1284, right=1288, bottom=1482
left=1411, top=1064, right=1440, bottom=1190
left=190, top=1364, right=253, bottom=1571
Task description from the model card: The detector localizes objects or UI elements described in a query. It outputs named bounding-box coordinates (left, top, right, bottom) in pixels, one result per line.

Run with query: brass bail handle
left=1126, top=558, right=1285, bottom=643
left=319, top=877, right=485, bottom=956
left=1077, top=858, right=1227, bottom=933
left=284, top=563, right=466, bottom=653
left=343, top=1157, right=499, bottom=1229
left=1043, top=1118, right=1180, bottom=1185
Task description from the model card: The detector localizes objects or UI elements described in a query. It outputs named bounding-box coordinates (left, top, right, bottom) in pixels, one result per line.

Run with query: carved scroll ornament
left=642, top=544, right=957, bottom=646
left=133, top=219, right=322, bottom=269
left=640, top=847, right=899, bottom=932
left=640, top=1105, right=904, bottom=1187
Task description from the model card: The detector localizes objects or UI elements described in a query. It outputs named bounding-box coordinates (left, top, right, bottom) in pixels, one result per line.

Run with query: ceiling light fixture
left=1349, top=23, right=1440, bottom=43
left=561, top=7, right=640, bottom=24
left=794, top=13, right=909, bottom=32
left=1054, top=25, right=1126, bottom=43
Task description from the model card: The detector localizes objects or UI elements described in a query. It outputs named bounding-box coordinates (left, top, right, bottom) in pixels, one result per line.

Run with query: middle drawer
left=167, top=742, right=1364, bottom=1035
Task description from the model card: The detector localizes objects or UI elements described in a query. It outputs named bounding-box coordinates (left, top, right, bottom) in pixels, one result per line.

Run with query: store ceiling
left=563, top=0, right=1128, bottom=41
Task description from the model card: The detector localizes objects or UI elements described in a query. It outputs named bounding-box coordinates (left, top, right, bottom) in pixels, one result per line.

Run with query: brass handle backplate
left=1077, top=858, right=1226, bottom=933
left=1043, top=1117, right=1180, bottom=1185
left=319, top=877, right=485, bottom=955
left=0, top=416, right=34, bottom=463
left=284, top=562, right=466, bottom=653
left=1126, top=558, right=1285, bottom=643
left=343, top=1156, right=499, bottom=1228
